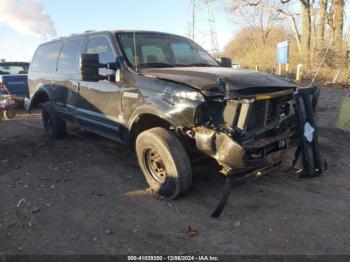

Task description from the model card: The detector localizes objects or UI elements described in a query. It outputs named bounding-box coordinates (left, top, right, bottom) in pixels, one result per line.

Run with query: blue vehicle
left=0, top=62, right=29, bottom=101
left=0, top=83, right=16, bottom=120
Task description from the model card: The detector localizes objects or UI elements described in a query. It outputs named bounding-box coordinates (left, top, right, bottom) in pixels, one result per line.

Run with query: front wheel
left=135, top=127, right=192, bottom=199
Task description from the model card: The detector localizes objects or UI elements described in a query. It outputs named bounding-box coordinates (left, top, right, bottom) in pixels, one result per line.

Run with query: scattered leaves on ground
left=31, top=207, right=41, bottom=214
left=186, top=225, right=198, bottom=237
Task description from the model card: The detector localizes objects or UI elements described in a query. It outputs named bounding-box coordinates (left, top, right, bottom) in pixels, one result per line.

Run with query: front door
left=76, top=34, right=123, bottom=142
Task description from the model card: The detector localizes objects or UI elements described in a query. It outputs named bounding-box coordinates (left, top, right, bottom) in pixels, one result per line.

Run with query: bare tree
left=225, top=0, right=348, bottom=69
left=229, top=0, right=284, bottom=49
left=333, top=0, right=344, bottom=53
left=228, top=0, right=311, bottom=58
left=301, top=0, right=312, bottom=63
left=316, top=0, right=327, bottom=45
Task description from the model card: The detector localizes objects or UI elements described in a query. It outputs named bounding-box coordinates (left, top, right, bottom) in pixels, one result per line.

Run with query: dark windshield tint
left=31, top=41, right=62, bottom=72
left=116, top=32, right=219, bottom=68
left=0, top=63, right=29, bottom=75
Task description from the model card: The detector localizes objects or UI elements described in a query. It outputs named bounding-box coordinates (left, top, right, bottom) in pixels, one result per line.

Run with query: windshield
left=116, top=32, right=219, bottom=68
left=0, top=63, right=29, bottom=75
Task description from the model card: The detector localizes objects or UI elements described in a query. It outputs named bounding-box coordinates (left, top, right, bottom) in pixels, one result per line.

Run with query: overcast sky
left=0, top=0, right=236, bottom=62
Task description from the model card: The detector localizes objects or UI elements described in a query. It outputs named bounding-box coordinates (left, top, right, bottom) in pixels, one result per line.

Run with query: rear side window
left=85, top=36, right=115, bottom=76
left=57, top=38, right=84, bottom=72
left=31, top=41, right=62, bottom=72
left=0, top=64, right=29, bottom=75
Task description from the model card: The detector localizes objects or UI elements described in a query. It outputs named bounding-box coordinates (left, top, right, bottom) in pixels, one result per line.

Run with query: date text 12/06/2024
left=127, top=255, right=220, bottom=261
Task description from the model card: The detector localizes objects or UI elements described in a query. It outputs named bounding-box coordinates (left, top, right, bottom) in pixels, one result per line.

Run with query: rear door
left=28, top=41, right=62, bottom=105
left=54, top=37, right=86, bottom=120
left=76, top=34, right=123, bottom=141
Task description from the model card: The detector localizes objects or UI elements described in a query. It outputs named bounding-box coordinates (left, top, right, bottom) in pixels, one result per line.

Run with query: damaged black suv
left=26, top=30, right=300, bottom=200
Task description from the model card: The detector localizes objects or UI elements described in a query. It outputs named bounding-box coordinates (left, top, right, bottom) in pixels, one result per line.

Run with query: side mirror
left=80, top=53, right=120, bottom=82
left=220, top=57, right=232, bottom=68
left=80, top=53, right=100, bottom=82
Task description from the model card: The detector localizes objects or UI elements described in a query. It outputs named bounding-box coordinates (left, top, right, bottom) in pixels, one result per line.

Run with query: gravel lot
left=1, top=88, right=350, bottom=255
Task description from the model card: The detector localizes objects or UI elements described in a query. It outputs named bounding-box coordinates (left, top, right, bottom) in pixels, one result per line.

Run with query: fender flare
left=126, top=105, right=183, bottom=132
left=27, top=87, right=51, bottom=112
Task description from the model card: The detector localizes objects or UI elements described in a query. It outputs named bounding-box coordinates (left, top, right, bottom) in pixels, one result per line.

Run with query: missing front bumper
left=194, top=127, right=292, bottom=172
left=203, top=86, right=325, bottom=218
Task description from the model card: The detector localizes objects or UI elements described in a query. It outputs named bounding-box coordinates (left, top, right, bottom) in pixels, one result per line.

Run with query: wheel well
left=31, top=91, right=50, bottom=109
left=130, top=114, right=172, bottom=149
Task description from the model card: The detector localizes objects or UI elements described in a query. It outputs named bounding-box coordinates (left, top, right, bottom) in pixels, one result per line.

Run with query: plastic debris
left=104, top=229, right=113, bottom=235
left=16, top=199, right=26, bottom=208
left=304, top=122, right=315, bottom=143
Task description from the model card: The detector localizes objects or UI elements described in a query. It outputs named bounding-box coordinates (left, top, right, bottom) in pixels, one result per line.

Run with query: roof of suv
left=49, top=30, right=186, bottom=42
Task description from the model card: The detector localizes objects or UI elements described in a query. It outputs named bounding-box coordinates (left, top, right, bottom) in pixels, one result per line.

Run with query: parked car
left=25, top=30, right=299, bottom=199
left=0, top=83, right=16, bottom=120
left=0, top=62, right=30, bottom=102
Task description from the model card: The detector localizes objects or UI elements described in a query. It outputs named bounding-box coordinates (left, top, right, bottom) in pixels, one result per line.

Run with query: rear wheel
left=136, top=127, right=192, bottom=199
left=42, top=101, right=66, bottom=139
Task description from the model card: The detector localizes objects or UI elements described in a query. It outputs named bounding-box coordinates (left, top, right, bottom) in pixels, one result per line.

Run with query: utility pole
left=188, top=0, right=198, bottom=40
left=205, top=0, right=219, bottom=57
left=187, top=0, right=220, bottom=57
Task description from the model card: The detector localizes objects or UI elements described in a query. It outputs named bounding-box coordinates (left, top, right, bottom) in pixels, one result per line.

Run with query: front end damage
left=189, top=86, right=325, bottom=217
left=193, top=88, right=297, bottom=174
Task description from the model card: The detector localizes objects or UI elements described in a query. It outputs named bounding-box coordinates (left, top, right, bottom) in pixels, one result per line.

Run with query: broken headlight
left=162, top=87, right=204, bottom=104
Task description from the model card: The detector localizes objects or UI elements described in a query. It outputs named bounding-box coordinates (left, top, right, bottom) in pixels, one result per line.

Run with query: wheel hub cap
left=145, top=149, right=167, bottom=184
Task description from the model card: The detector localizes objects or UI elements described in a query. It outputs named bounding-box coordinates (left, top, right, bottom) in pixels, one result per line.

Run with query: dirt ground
left=1, top=87, right=350, bottom=255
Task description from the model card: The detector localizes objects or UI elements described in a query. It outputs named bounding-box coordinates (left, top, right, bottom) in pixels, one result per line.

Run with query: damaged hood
left=140, top=67, right=295, bottom=96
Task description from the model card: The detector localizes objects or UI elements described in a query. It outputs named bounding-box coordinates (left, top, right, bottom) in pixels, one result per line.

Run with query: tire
left=135, top=127, right=192, bottom=199
left=42, top=101, right=66, bottom=139
left=3, top=109, right=16, bottom=120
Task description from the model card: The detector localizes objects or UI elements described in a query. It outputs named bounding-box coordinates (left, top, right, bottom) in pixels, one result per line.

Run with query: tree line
left=223, top=0, right=349, bottom=76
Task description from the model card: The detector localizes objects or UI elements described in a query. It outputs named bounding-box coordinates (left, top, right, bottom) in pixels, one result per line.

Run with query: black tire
left=42, top=101, right=66, bottom=139
left=135, top=127, right=192, bottom=199
left=3, top=109, right=16, bottom=120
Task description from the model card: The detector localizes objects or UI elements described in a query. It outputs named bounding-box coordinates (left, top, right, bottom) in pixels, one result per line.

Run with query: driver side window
left=85, top=36, right=115, bottom=76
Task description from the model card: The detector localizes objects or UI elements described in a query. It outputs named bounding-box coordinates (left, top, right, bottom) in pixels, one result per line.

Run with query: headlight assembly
left=162, top=88, right=204, bottom=104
